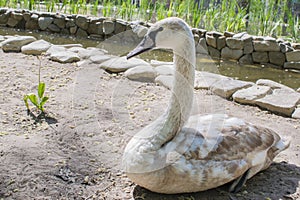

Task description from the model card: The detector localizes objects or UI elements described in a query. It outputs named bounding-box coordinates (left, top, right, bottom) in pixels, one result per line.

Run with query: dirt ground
left=0, top=50, right=299, bottom=200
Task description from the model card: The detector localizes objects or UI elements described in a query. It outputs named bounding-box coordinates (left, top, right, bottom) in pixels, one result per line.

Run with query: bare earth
left=0, top=50, right=299, bottom=200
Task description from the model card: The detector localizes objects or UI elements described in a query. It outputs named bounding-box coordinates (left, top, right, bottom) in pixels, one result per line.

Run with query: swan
left=123, top=17, right=289, bottom=194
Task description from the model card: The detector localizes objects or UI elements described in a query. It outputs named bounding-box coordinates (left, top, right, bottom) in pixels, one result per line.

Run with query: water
left=1, top=28, right=299, bottom=89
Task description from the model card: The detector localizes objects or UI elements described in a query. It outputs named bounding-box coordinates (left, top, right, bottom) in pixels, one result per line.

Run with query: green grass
left=1, top=0, right=299, bottom=41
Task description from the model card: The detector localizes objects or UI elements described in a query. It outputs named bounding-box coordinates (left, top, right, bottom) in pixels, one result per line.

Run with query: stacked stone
left=192, top=30, right=300, bottom=71
left=0, top=8, right=136, bottom=41
left=1, top=8, right=300, bottom=71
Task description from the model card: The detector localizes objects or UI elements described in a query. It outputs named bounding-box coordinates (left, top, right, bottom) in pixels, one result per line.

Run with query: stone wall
left=0, top=8, right=300, bottom=71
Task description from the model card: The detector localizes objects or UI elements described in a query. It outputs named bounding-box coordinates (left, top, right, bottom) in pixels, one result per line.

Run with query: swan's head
left=127, top=17, right=193, bottom=59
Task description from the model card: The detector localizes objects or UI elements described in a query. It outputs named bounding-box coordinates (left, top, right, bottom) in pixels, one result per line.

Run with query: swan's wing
left=161, top=114, right=288, bottom=190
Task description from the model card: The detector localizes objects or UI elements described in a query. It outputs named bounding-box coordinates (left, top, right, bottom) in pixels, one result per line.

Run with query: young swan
left=123, top=17, right=289, bottom=194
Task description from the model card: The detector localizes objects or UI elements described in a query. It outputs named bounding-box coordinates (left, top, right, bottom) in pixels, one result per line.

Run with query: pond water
left=1, top=28, right=299, bottom=89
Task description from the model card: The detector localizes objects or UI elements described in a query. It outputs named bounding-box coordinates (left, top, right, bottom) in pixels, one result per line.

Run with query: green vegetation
left=24, top=56, right=49, bottom=113
left=0, top=0, right=299, bottom=41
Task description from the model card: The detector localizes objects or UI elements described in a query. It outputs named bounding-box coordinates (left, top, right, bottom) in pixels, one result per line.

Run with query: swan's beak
left=127, top=36, right=155, bottom=59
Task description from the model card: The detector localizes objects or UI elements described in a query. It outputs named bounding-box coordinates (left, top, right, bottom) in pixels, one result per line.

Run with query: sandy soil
left=0, top=50, right=299, bottom=200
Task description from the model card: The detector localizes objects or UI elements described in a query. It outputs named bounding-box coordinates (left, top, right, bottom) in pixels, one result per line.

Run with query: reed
left=2, top=0, right=299, bottom=42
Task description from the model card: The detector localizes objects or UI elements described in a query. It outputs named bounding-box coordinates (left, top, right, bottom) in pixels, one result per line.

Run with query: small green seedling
left=24, top=56, right=49, bottom=113
left=24, top=82, right=49, bottom=113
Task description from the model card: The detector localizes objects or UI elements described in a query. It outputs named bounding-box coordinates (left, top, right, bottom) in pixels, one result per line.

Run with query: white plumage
left=123, top=17, right=289, bottom=194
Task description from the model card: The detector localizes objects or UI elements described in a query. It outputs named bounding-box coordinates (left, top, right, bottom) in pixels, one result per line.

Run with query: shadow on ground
left=133, top=161, right=300, bottom=200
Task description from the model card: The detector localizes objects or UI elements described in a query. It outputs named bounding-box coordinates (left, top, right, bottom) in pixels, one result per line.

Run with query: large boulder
left=253, top=40, right=280, bottom=52
left=1, top=36, right=36, bottom=52
left=269, top=52, right=285, bottom=66
left=226, top=38, right=244, bottom=50
left=221, top=47, right=243, bottom=60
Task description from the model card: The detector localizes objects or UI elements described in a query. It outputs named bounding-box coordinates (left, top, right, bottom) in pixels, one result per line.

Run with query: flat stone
left=292, top=108, right=300, bottom=119
left=255, top=89, right=300, bottom=116
left=90, top=54, right=114, bottom=64
left=283, top=62, right=300, bottom=70
left=154, top=65, right=174, bottom=76
left=226, top=38, right=244, bottom=50
left=50, top=50, right=80, bottom=63
left=269, top=51, right=285, bottom=66
left=45, top=45, right=66, bottom=55
left=221, top=47, right=243, bottom=60
left=232, top=85, right=272, bottom=105
left=286, top=51, right=300, bottom=62
left=256, top=79, right=295, bottom=92
left=100, top=56, right=151, bottom=73
left=211, top=79, right=253, bottom=99
left=253, top=40, right=280, bottom=52
left=21, top=39, right=52, bottom=55
left=125, top=65, right=157, bottom=82
left=60, top=44, right=83, bottom=49
left=38, top=17, right=53, bottom=30
left=194, top=71, right=230, bottom=90
left=1, top=36, right=36, bottom=52
left=69, top=47, right=105, bottom=59
left=252, top=52, right=269, bottom=63
left=155, top=75, right=173, bottom=90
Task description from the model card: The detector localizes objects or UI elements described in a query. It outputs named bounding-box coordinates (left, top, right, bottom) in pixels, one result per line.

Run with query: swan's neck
left=148, top=40, right=196, bottom=150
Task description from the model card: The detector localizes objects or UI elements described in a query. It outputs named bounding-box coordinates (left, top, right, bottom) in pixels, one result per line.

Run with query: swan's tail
left=272, top=136, right=290, bottom=157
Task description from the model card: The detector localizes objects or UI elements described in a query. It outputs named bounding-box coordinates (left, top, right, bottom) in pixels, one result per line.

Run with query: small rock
left=125, top=65, right=157, bottom=82
left=21, top=39, right=52, bottom=55
left=1, top=36, right=36, bottom=52
left=252, top=52, right=269, bottom=63
left=207, top=46, right=220, bottom=59
left=75, top=15, right=89, bottom=30
left=196, top=38, right=208, bottom=54
left=48, top=23, right=60, bottom=32
left=211, top=79, right=253, bottom=99
left=292, top=108, right=300, bottom=119
left=269, top=52, right=285, bottom=66
left=100, top=56, right=151, bottom=73
left=232, top=85, right=272, bottom=105
left=38, top=17, right=53, bottom=30
left=155, top=75, right=173, bottom=90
